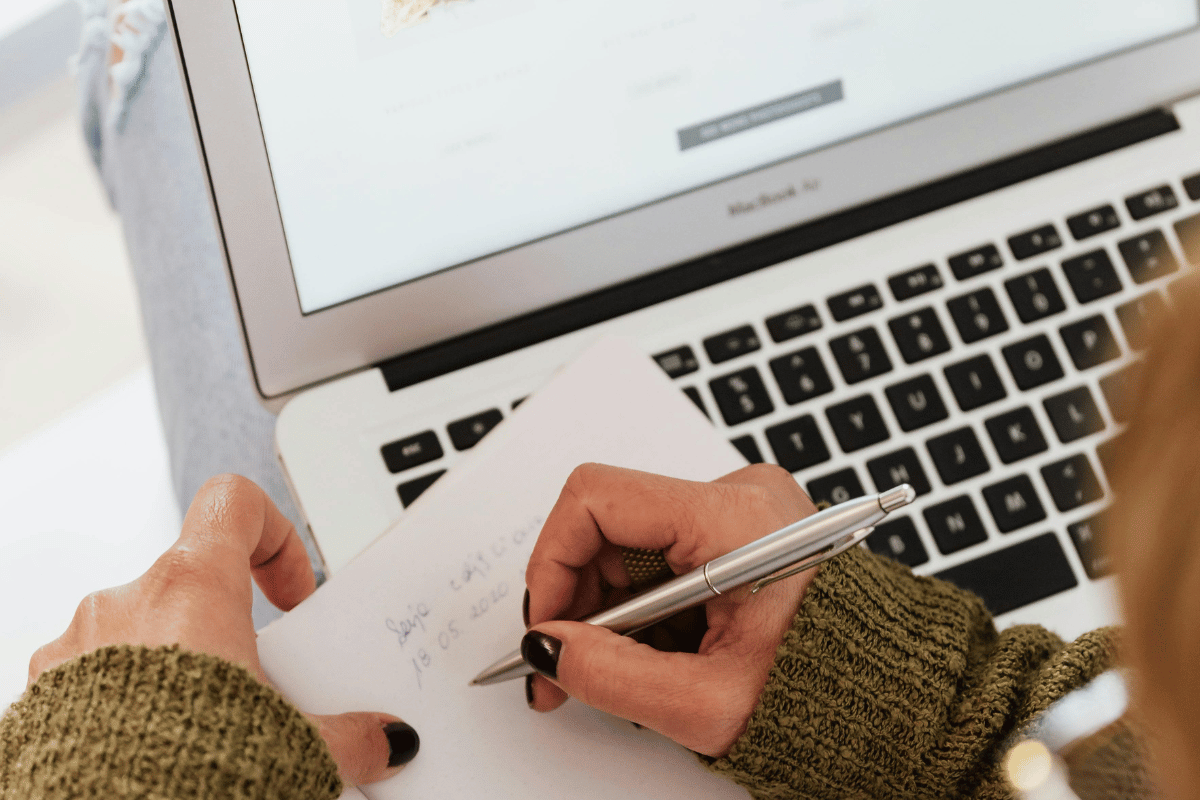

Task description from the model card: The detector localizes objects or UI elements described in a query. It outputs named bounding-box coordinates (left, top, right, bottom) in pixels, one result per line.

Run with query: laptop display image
left=167, top=0, right=1200, bottom=636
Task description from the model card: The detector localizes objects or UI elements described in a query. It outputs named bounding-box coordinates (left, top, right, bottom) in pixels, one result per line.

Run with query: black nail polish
left=520, top=631, right=561, bottom=681
left=522, top=589, right=530, bottom=627
left=384, top=721, right=420, bottom=767
left=525, top=673, right=535, bottom=708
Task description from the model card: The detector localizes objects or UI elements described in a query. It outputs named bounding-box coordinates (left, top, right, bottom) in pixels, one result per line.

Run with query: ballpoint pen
left=469, top=483, right=916, bottom=686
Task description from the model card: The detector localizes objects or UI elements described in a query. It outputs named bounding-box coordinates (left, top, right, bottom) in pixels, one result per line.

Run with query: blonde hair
left=1105, top=273, right=1200, bottom=800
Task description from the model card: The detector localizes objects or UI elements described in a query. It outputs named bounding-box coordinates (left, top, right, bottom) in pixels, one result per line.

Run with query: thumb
left=524, top=621, right=742, bottom=755
left=305, top=712, right=420, bottom=787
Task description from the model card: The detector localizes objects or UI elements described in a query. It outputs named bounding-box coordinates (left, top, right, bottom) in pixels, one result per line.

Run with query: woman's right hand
left=521, top=462, right=817, bottom=758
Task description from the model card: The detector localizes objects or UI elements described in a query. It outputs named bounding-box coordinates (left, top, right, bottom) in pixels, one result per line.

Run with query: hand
left=27, top=474, right=418, bottom=786
left=522, top=463, right=817, bottom=757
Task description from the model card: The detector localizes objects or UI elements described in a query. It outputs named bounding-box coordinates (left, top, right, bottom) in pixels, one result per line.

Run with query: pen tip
left=880, top=484, right=917, bottom=512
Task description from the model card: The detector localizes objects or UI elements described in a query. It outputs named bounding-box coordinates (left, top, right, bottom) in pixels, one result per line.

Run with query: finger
left=523, top=621, right=752, bottom=756
left=305, top=712, right=419, bottom=787
left=526, top=463, right=806, bottom=624
left=173, top=474, right=316, bottom=612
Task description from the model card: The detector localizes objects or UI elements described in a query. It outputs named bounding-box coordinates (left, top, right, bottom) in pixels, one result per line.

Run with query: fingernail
left=520, top=631, right=561, bottom=681
left=384, top=721, right=420, bottom=767
left=522, top=589, right=530, bottom=627
left=525, top=673, right=535, bottom=708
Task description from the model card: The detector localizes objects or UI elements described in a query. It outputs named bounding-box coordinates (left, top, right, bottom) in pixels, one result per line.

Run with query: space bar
left=934, top=533, right=1078, bottom=616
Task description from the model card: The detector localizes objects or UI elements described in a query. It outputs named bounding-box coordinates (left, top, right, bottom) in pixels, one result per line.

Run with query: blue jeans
left=76, top=0, right=324, bottom=623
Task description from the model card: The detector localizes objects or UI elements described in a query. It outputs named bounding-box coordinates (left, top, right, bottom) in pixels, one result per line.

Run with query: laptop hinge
left=380, top=108, right=1179, bottom=393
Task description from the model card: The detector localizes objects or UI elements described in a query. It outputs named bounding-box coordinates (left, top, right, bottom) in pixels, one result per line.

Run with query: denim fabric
left=75, top=1, right=325, bottom=626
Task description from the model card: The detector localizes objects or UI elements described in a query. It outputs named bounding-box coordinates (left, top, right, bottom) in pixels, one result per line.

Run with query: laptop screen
left=232, top=0, right=1198, bottom=314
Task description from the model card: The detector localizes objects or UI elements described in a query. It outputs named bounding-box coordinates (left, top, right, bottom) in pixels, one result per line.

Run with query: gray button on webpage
left=678, top=80, right=844, bottom=151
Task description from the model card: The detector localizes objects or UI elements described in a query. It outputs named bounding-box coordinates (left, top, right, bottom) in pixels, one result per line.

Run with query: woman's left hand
left=27, top=474, right=418, bottom=786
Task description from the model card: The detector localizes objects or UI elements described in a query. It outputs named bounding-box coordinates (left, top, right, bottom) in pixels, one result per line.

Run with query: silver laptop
left=167, top=0, right=1200, bottom=641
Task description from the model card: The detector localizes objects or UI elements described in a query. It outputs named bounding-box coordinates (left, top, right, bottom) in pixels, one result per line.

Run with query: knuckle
left=147, top=547, right=215, bottom=597
left=72, top=590, right=110, bottom=628
left=192, top=473, right=264, bottom=527
left=564, top=463, right=602, bottom=497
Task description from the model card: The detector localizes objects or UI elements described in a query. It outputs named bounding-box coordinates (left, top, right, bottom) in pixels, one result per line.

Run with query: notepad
left=257, top=338, right=751, bottom=800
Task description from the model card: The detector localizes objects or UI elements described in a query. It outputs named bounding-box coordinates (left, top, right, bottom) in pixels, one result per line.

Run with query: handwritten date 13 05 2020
left=389, top=580, right=510, bottom=689
left=383, top=516, right=541, bottom=689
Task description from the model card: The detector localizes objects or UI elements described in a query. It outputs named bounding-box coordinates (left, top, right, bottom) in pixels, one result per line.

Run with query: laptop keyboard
left=380, top=169, right=1200, bottom=620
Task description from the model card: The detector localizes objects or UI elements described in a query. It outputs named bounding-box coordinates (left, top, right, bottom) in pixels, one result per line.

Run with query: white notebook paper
left=257, top=338, right=750, bottom=799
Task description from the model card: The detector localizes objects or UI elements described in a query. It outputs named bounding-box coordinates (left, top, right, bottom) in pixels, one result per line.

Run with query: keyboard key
left=1115, top=292, right=1167, bottom=350
left=766, top=415, right=831, bottom=473
left=935, top=533, right=1077, bottom=616
left=982, top=474, right=1047, bottom=533
left=947, top=288, right=1009, bottom=344
left=769, top=347, right=834, bottom=405
left=731, top=435, right=764, bottom=464
left=683, top=387, right=709, bottom=419
left=829, top=327, right=893, bottom=384
left=826, top=395, right=890, bottom=453
left=1068, top=515, right=1110, bottom=579
left=1067, top=204, right=1121, bottom=241
left=1099, top=363, right=1142, bottom=423
left=923, top=495, right=988, bottom=555
left=1059, top=316, right=1120, bottom=371
left=447, top=409, right=504, bottom=451
left=866, top=517, right=928, bottom=567
left=1004, top=268, right=1066, bottom=323
left=984, top=407, right=1049, bottom=464
left=381, top=430, right=443, bottom=474
left=828, top=284, right=884, bottom=321
left=1043, top=386, right=1105, bottom=444
left=1125, top=184, right=1179, bottom=220
left=703, top=325, right=761, bottom=364
left=1118, top=230, right=1180, bottom=284
left=1184, top=172, right=1200, bottom=201
left=1174, top=212, right=1200, bottom=266
left=1008, top=224, right=1063, bottom=260
left=944, top=354, right=1007, bottom=412
left=948, top=243, right=1004, bottom=280
left=807, top=468, right=866, bottom=509
left=888, top=264, right=944, bottom=301
left=1041, top=454, right=1104, bottom=512
left=927, top=427, right=990, bottom=485
left=867, top=447, right=932, bottom=496
left=710, top=367, right=774, bottom=426
left=397, top=470, right=446, bottom=508
left=765, top=304, right=823, bottom=343
left=1062, top=249, right=1123, bottom=303
left=888, top=308, right=951, bottom=363
left=1002, top=335, right=1064, bottom=390
left=885, top=374, right=949, bottom=432
left=653, top=346, right=699, bottom=378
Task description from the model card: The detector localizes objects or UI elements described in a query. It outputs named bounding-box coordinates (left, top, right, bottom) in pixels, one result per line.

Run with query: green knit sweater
left=0, top=548, right=1118, bottom=799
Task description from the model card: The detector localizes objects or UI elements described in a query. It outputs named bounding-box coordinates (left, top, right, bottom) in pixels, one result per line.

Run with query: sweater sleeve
left=708, top=546, right=1120, bottom=800
left=0, top=644, right=342, bottom=800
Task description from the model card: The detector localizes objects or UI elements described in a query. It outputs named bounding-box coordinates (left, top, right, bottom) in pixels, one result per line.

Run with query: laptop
left=166, top=0, right=1200, bottom=641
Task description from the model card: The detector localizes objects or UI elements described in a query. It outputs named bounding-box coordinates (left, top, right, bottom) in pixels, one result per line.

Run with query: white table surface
left=0, top=368, right=181, bottom=705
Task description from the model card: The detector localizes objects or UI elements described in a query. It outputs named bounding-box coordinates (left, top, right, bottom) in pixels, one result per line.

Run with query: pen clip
left=749, top=526, right=875, bottom=594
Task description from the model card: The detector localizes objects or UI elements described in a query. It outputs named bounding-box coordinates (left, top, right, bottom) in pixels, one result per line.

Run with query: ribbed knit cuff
left=707, top=546, right=1104, bottom=799
left=1, top=645, right=341, bottom=800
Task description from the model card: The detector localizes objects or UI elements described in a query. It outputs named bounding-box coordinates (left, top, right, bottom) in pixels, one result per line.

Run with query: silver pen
left=469, top=484, right=916, bottom=686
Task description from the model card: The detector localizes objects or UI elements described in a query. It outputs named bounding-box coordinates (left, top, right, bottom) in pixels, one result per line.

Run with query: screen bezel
left=166, top=0, right=1200, bottom=399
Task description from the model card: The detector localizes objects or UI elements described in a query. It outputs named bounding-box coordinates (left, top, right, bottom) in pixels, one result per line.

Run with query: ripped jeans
left=75, top=0, right=324, bottom=621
